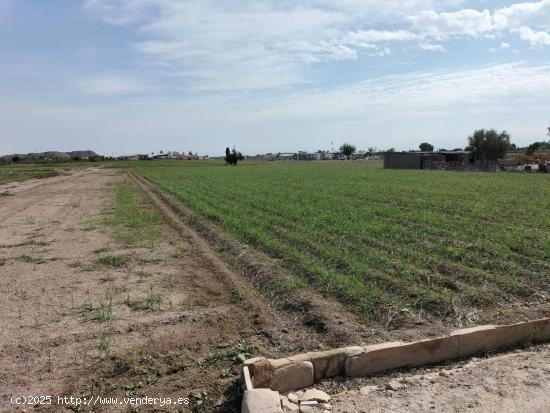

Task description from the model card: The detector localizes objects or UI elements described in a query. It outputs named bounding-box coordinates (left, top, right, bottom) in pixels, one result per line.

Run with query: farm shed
left=383, top=152, right=441, bottom=169
left=384, top=152, right=422, bottom=169
left=298, top=152, right=322, bottom=161
left=384, top=151, right=472, bottom=170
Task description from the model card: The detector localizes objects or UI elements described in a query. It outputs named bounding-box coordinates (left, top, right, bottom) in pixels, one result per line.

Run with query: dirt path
left=0, top=169, right=121, bottom=399
left=328, top=344, right=550, bottom=412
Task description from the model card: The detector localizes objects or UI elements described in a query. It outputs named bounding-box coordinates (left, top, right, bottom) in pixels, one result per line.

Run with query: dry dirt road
left=1, top=169, right=549, bottom=413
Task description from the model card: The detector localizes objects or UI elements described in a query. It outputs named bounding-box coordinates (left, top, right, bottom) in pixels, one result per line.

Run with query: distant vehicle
left=338, top=155, right=347, bottom=160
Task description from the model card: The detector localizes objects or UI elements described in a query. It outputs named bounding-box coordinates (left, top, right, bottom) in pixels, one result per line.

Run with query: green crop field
left=0, top=162, right=101, bottom=185
left=135, top=161, right=550, bottom=320
left=0, top=165, right=61, bottom=185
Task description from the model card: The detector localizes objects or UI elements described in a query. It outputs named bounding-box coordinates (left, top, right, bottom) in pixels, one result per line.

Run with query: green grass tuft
left=95, top=255, right=127, bottom=268
left=18, top=255, right=48, bottom=264
left=104, top=182, right=164, bottom=246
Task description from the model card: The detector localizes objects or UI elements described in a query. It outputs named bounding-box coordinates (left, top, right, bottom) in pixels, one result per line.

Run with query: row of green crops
left=135, top=161, right=550, bottom=319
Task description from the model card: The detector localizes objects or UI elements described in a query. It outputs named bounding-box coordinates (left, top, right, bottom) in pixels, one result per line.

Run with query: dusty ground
left=327, top=344, right=550, bottom=413
left=1, top=168, right=549, bottom=413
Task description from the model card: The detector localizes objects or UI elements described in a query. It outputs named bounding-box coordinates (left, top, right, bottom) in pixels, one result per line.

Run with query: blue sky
left=1, top=0, right=549, bottom=156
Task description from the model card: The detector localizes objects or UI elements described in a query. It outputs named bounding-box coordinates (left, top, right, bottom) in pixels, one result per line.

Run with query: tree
left=225, top=147, right=243, bottom=166
left=419, top=142, right=434, bottom=152
left=526, top=142, right=541, bottom=155
left=526, top=141, right=550, bottom=155
left=339, top=142, right=356, bottom=160
left=466, top=129, right=511, bottom=161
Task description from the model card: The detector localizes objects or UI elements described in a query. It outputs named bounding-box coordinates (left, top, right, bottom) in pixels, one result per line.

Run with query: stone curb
left=242, top=318, right=550, bottom=402
left=242, top=366, right=253, bottom=392
left=241, top=389, right=283, bottom=413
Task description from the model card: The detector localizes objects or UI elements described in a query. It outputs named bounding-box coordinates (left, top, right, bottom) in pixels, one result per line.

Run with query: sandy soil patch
left=327, top=344, right=550, bottom=412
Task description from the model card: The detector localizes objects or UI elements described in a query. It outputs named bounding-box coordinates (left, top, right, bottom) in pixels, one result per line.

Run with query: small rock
left=299, top=389, right=331, bottom=403
left=288, top=393, right=299, bottom=404
left=359, top=385, right=379, bottom=396
left=386, top=380, right=403, bottom=391
left=322, top=403, right=332, bottom=410
left=542, top=365, right=550, bottom=374
left=300, top=406, right=314, bottom=413
left=439, top=370, right=451, bottom=377
left=403, top=377, right=416, bottom=385
left=300, top=400, right=319, bottom=406
left=423, top=373, right=438, bottom=383
left=281, top=396, right=299, bottom=412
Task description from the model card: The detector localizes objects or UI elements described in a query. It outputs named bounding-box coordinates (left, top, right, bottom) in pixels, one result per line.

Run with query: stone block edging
left=242, top=318, right=550, bottom=405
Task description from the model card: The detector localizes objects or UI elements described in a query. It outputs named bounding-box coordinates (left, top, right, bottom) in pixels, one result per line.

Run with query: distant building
left=298, top=152, right=321, bottom=161
left=384, top=151, right=473, bottom=170
left=167, top=151, right=183, bottom=159
left=275, top=153, right=296, bottom=160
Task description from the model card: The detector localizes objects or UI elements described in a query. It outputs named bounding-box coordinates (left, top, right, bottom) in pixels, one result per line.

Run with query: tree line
left=225, top=127, right=549, bottom=164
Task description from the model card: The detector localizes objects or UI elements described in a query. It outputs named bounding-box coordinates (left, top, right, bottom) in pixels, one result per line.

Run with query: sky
left=0, top=0, right=549, bottom=156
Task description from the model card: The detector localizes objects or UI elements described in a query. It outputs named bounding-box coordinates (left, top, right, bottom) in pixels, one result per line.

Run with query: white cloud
left=410, top=9, right=495, bottom=39
left=489, top=41, right=511, bottom=53
left=259, top=63, right=550, bottom=122
left=83, top=0, right=550, bottom=93
left=345, top=29, right=418, bottom=45
left=409, top=0, right=550, bottom=44
left=419, top=43, right=446, bottom=52
left=84, top=0, right=468, bottom=91
left=78, top=74, right=150, bottom=96
left=515, top=26, right=550, bottom=47
left=493, top=0, right=550, bottom=29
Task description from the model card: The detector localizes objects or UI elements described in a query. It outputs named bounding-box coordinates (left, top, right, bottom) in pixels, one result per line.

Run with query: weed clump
left=95, top=255, right=127, bottom=268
